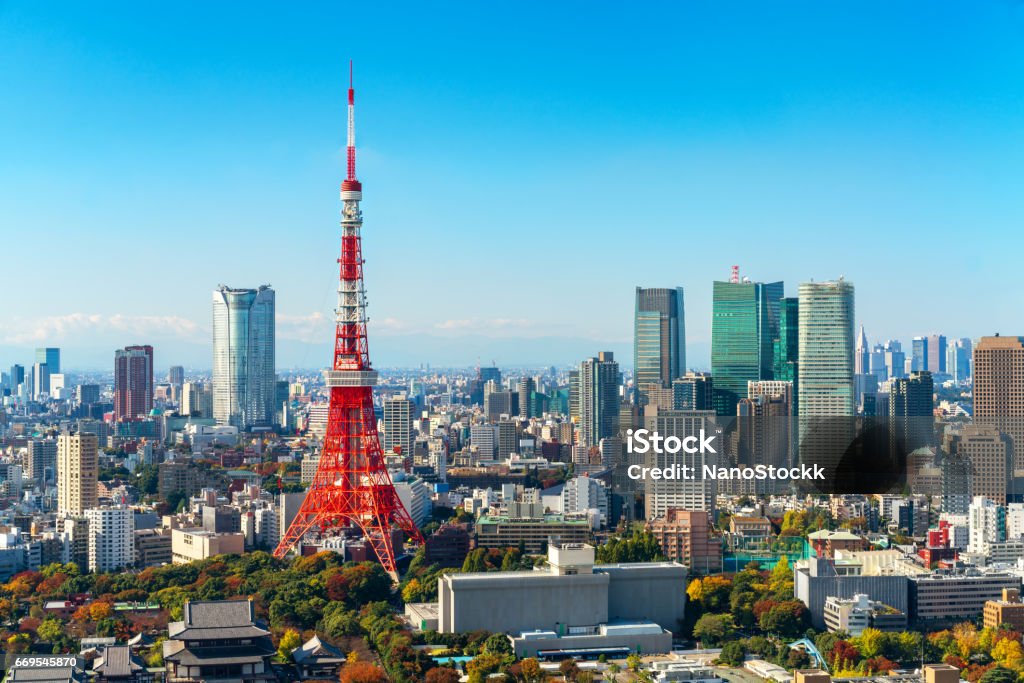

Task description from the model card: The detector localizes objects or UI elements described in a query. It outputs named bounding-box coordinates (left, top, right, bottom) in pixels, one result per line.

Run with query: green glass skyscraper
left=711, top=279, right=784, bottom=416
left=773, top=297, right=799, bottom=414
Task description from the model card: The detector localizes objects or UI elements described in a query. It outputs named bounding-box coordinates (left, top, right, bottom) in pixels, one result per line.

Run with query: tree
left=517, top=658, right=544, bottom=683
left=992, top=639, right=1024, bottom=671
left=770, top=556, right=791, bottom=587
left=831, top=640, right=860, bottom=671
left=626, top=653, right=642, bottom=672
left=466, top=653, right=504, bottom=683
left=37, top=618, right=63, bottom=643
left=596, top=530, right=665, bottom=564
left=687, top=575, right=732, bottom=614
left=758, top=600, right=809, bottom=638
left=484, top=632, right=512, bottom=656
left=980, top=666, right=1018, bottom=683
left=720, top=641, right=746, bottom=667
left=855, top=627, right=885, bottom=659
left=425, top=668, right=462, bottom=683
left=559, top=658, right=581, bottom=680
left=338, top=660, right=389, bottom=683
left=501, top=548, right=520, bottom=571
left=277, top=628, right=302, bottom=661
left=692, top=614, right=734, bottom=647
left=401, top=579, right=423, bottom=603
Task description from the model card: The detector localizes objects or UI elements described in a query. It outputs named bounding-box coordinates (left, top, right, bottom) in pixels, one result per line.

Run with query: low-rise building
left=646, top=509, right=723, bottom=573
left=473, top=514, right=592, bottom=553
left=94, top=644, right=151, bottom=683
left=823, top=593, right=907, bottom=636
left=437, top=543, right=684, bottom=658
left=134, top=528, right=172, bottom=568
left=290, top=635, right=345, bottom=681
left=808, top=530, right=867, bottom=558
left=170, top=528, right=244, bottom=564
left=984, top=587, right=1024, bottom=630
left=911, top=571, right=1022, bottom=623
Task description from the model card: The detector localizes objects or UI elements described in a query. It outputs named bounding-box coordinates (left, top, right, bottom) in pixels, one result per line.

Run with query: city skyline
left=4, top=3, right=1024, bottom=369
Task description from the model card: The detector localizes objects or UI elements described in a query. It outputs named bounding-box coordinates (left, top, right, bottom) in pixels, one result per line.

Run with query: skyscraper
left=711, top=279, right=784, bottom=416
left=797, top=279, right=855, bottom=476
left=518, top=376, right=537, bottom=419
left=889, top=371, right=935, bottom=455
left=634, top=287, right=686, bottom=400
left=974, top=336, right=1024, bottom=475
left=773, top=297, right=799, bottom=411
left=947, top=337, right=972, bottom=382
left=212, top=285, right=276, bottom=430
left=928, top=334, right=947, bottom=375
left=181, top=381, right=213, bottom=417
left=35, top=347, right=60, bottom=375
left=883, top=340, right=906, bottom=380
left=738, top=382, right=793, bottom=495
left=168, top=365, right=185, bottom=387
left=855, top=326, right=870, bottom=375
left=57, top=432, right=99, bottom=515
left=114, top=345, right=154, bottom=421
left=31, top=362, right=50, bottom=400
left=672, top=372, right=714, bottom=411
left=912, top=336, right=928, bottom=372
left=8, top=365, right=24, bottom=395
left=577, top=352, right=620, bottom=450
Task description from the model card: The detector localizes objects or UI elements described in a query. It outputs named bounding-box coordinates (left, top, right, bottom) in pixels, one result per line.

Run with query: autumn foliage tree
left=338, top=660, right=389, bottom=683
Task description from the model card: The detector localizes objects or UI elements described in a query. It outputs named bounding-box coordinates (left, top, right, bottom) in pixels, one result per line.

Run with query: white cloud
left=1, top=313, right=202, bottom=345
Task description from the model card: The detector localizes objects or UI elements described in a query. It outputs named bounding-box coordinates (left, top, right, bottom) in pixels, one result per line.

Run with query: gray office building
left=212, top=285, right=276, bottom=430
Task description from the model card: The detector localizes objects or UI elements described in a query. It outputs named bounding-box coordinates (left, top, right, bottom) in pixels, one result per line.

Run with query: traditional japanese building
left=290, top=636, right=345, bottom=680
left=162, top=599, right=276, bottom=683
left=93, top=645, right=151, bottom=683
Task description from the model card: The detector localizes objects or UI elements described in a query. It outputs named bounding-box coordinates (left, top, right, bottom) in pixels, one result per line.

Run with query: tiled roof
left=94, top=646, right=143, bottom=677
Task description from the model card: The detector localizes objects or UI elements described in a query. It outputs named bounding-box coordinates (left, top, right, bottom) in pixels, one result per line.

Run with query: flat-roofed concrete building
left=437, top=543, right=685, bottom=657
left=473, top=514, right=592, bottom=553
left=823, top=593, right=907, bottom=636
left=171, top=528, right=244, bottom=564
left=984, top=588, right=1024, bottom=630
left=911, top=572, right=1022, bottom=623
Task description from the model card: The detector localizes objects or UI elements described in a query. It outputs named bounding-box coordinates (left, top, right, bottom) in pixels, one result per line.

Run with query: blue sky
left=2, top=2, right=1024, bottom=370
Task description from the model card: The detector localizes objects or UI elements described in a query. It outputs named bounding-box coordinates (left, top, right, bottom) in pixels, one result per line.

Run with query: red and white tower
left=275, top=64, right=423, bottom=573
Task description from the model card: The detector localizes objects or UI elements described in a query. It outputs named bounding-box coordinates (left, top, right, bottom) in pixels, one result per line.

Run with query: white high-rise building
left=212, top=285, right=276, bottom=430
left=1008, top=503, right=1024, bottom=541
left=383, top=395, right=413, bottom=455
left=643, top=408, right=717, bottom=519
left=968, top=496, right=1005, bottom=554
left=798, top=279, right=855, bottom=475
left=85, top=507, right=134, bottom=572
left=392, top=474, right=432, bottom=526
left=561, top=476, right=610, bottom=524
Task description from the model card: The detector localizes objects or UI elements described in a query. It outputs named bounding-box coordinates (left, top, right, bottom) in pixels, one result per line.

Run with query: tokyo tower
left=274, top=63, right=424, bottom=573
